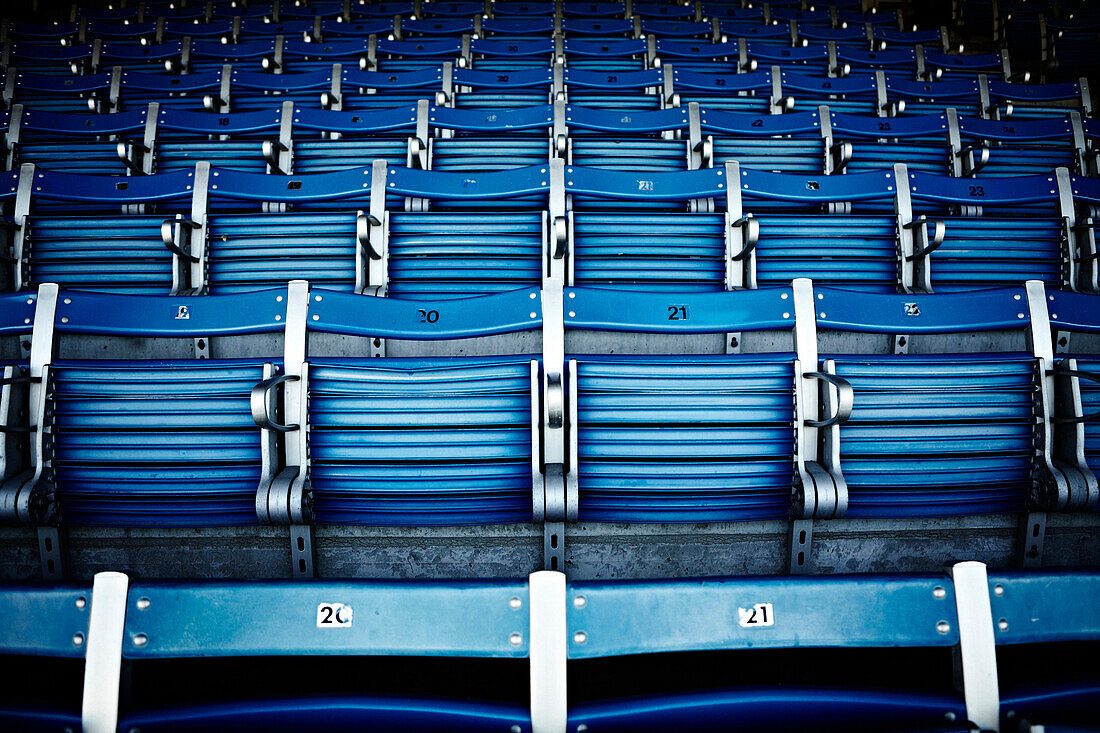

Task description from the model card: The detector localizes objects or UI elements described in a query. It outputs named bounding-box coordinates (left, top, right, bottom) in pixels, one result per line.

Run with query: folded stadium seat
left=289, top=105, right=416, bottom=191
left=466, top=35, right=556, bottom=73
left=730, top=167, right=904, bottom=290
left=835, top=46, right=919, bottom=80
left=492, top=0, right=555, bottom=17
left=117, top=68, right=229, bottom=112
left=563, top=67, right=665, bottom=111
left=829, top=110, right=955, bottom=176
left=640, top=18, right=718, bottom=41
left=990, top=570, right=1100, bottom=730
left=398, top=16, right=476, bottom=38
left=782, top=71, right=881, bottom=115
left=653, top=39, right=741, bottom=74
left=1, top=21, right=81, bottom=47
left=703, top=108, right=828, bottom=175
left=985, top=78, right=1094, bottom=121
left=0, top=583, right=89, bottom=731
left=20, top=287, right=289, bottom=526
left=187, top=39, right=279, bottom=75
left=1041, top=18, right=1100, bottom=85
left=633, top=1, right=696, bottom=19
left=105, top=575, right=537, bottom=731
left=203, top=167, right=374, bottom=293
left=817, top=286, right=1057, bottom=518
left=562, top=1, right=627, bottom=18
left=562, top=283, right=845, bottom=523
left=744, top=42, right=832, bottom=77
left=705, top=4, right=767, bottom=22
left=957, top=115, right=1086, bottom=189
left=317, top=19, right=394, bottom=43
left=884, top=76, right=984, bottom=117
left=451, top=67, right=553, bottom=109
left=9, top=167, right=198, bottom=294
left=668, top=68, right=777, bottom=114
left=796, top=24, right=871, bottom=51
left=562, top=38, right=649, bottom=73
left=304, top=287, right=545, bottom=523
left=873, top=28, right=948, bottom=53
left=716, top=19, right=790, bottom=46
left=565, top=568, right=995, bottom=732
left=565, top=168, right=728, bottom=285
left=97, top=40, right=186, bottom=74
left=340, top=66, right=448, bottom=112
left=152, top=107, right=286, bottom=176
left=2, top=42, right=95, bottom=76
left=373, top=38, right=463, bottom=74
left=5, top=106, right=148, bottom=176
left=278, top=36, right=379, bottom=75
left=907, top=171, right=1072, bottom=291
left=379, top=164, right=550, bottom=297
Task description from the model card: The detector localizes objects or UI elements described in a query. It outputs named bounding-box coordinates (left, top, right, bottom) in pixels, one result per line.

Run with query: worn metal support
left=81, top=571, right=129, bottom=733
left=949, top=561, right=1000, bottom=732
left=541, top=279, right=568, bottom=572
left=529, top=570, right=567, bottom=733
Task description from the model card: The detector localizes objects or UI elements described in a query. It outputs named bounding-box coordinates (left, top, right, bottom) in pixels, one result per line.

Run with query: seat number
left=738, top=602, right=774, bottom=628
left=316, top=602, right=353, bottom=627
left=418, top=309, right=440, bottom=324
left=667, top=305, right=687, bottom=320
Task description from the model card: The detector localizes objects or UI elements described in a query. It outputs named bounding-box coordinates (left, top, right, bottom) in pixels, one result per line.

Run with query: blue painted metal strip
left=562, top=67, right=664, bottom=89
left=54, top=289, right=288, bottom=337
left=565, top=165, right=727, bottom=201
left=740, top=168, right=895, bottom=202
left=816, top=286, right=1030, bottom=334
left=988, top=571, right=1100, bottom=645
left=0, top=292, right=37, bottom=336
left=830, top=110, right=949, bottom=138
left=1048, top=289, right=1100, bottom=333
left=19, top=108, right=148, bottom=136
left=232, top=68, right=332, bottom=92
left=29, top=168, right=195, bottom=203
left=120, top=69, right=223, bottom=92
left=885, top=76, right=980, bottom=98
left=429, top=104, right=554, bottom=132
left=452, top=67, right=554, bottom=89
left=564, top=286, right=794, bottom=334
left=470, top=38, right=555, bottom=57
left=779, top=71, right=879, bottom=95
left=957, top=114, right=1075, bottom=141
left=671, top=68, right=772, bottom=93
left=988, top=79, right=1082, bottom=102
left=387, top=164, right=550, bottom=200
left=566, top=575, right=959, bottom=659
left=700, top=108, right=821, bottom=136
left=14, top=71, right=112, bottom=94
left=342, top=66, right=445, bottom=89
left=565, top=105, right=690, bottom=133
left=158, top=107, right=282, bottom=135
left=309, top=288, right=542, bottom=339
left=122, top=581, right=530, bottom=658
left=907, top=170, right=1060, bottom=205
left=0, top=585, right=91, bottom=658
left=209, top=166, right=373, bottom=203
left=294, top=104, right=419, bottom=133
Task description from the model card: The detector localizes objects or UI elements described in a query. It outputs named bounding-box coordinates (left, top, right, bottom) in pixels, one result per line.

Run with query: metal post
left=949, top=561, right=1000, bottom=732
left=529, top=570, right=567, bottom=733
left=81, top=571, right=129, bottom=733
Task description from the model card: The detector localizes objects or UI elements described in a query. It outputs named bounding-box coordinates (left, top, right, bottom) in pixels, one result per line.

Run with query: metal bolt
left=993, top=584, right=1004, bottom=596
left=72, top=633, right=84, bottom=647
left=568, top=311, right=575, bottom=318
left=509, top=597, right=522, bottom=610
left=573, top=631, right=587, bottom=644
left=75, top=597, right=86, bottom=610
left=945, top=712, right=956, bottom=721
left=578, top=726, right=589, bottom=732
left=133, top=633, right=148, bottom=647
left=998, top=619, right=1009, bottom=631
left=936, top=621, right=950, bottom=634
left=932, top=586, right=946, bottom=599
left=63, top=298, right=72, bottom=304
left=509, top=632, right=522, bottom=646
left=511, top=726, right=522, bottom=733
left=136, top=597, right=150, bottom=611
left=574, top=596, right=587, bottom=609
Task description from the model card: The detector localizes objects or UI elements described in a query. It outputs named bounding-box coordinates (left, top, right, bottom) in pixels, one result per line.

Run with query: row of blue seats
left=1, top=280, right=1097, bottom=550
left=3, top=163, right=1099, bottom=295
left=5, top=103, right=1093, bottom=181
left=19, top=0, right=898, bottom=28
left=4, top=65, right=1083, bottom=118
left=1, top=565, right=1096, bottom=731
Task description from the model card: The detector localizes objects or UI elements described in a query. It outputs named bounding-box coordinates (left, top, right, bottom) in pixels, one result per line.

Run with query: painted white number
left=316, top=602, right=353, bottom=628
left=738, top=602, right=774, bottom=628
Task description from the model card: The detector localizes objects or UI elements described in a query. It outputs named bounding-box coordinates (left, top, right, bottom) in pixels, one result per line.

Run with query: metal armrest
left=408, top=136, right=426, bottom=168
left=250, top=373, right=301, bottom=432
left=905, top=217, right=946, bottom=258
left=552, top=216, right=567, bottom=260
left=830, top=140, right=853, bottom=172
left=957, top=143, right=990, bottom=174
left=262, top=139, right=288, bottom=175
left=693, top=136, right=713, bottom=167
left=356, top=211, right=383, bottom=259
left=0, top=373, right=40, bottom=432
left=161, top=217, right=202, bottom=261
left=1049, top=366, right=1100, bottom=423
left=803, top=371, right=854, bottom=428
left=729, top=214, right=760, bottom=260
left=261, top=56, right=282, bottom=72
left=740, top=58, right=758, bottom=72
left=116, top=140, right=149, bottom=174
left=830, top=62, right=851, bottom=77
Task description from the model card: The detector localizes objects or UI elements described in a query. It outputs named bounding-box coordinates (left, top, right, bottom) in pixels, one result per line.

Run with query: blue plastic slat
left=293, top=104, right=420, bottom=133
left=482, top=18, right=557, bottom=34
left=231, top=68, right=332, bottom=92
left=342, top=67, right=445, bottom=89
left=122, top=581, right=530, bottom=657
left=561, top=38, right=647, bottom=57
left=837, top=46, right=917, bottom=65
left=565, top=105, right=690, bottom=133
left=190, top=39, right=277, bottom=59
left=816, top=286, right=1030, bottom=334
left=740, top=168, right=896, bottom=202
left=562, top=68, right=663, bottom=90
left=563, top=2, right=625, bottom=17
left=0, top=291, right=38, bottom=336
left=309, top=288, right=542, bottom=338
left=209, top=166, right=374, bottom=203
left=799, top=26, right=868, bottom=42
left=419, top=1, right=484, bottom=16
left=452, top=67, right=553, bottom=89
left=239, top=20, right=314, bottom=34
left=907, top=171, right=1060, bottom=205
left=875, top=28, right=943, bottom=44
left=885, top=76, right=980, bottom=98
left=120, top=69, right=222, bottom=92
left=100, top=40, right=183, bottom=61
left=8, top=42, right=92, bottom=62
left=5, top=21, right=80, bottom=38
left=400, top=17, right=476, bottom=34
left=12, top=71, right=112, bottom=94
left=747, top=41, right=829, bottom=62
left=377, top=38, right=462, bottom=57
left=634, top=1, right=694, bottom=18
left=564, top=286, right=794, bottom=333
left=656, top=39, right=740, bottom=59
left=157, top=107, right=282, bottom=135
left=317, top=20, right=392, bottom=36
left=387, top=164, right=550, bottom=200
left=780, top=71, right=879, bottom=95
left=719, top=20, right=789, bottom=39
left=671, top=68, right=771, bottom=92
left=29, top=168, right=196, bottom=203
left=567, top=574, right=959, bottom=659
left=282, top=38, right=369, bottom=58
left=428, top=104, right=554, bottom=132
left=565, top=165, right=727, bottom=201
left=957, top=114, right=1076, bottom=141
left=1048, top=289, right=1100, bottom=333
left=988, top=571, right=1100, bottom=645
left=642, top=20, right=714, bottom=37
left=352, top=1, right=413, bottom=16
left=0, top=585, right=90, bottom=657
left=830, top=110, right=949, bottom=139
left=18, top=108, right=146, bottom=136
left=700, top=108, right=821, bottom=135
left=53, top=288, right=288, bottom=337
left=923, top=50, right=1004, bottom=70
left=560, top=19, right=633, bottom=35
left=161, top=20, right=234, bottom=37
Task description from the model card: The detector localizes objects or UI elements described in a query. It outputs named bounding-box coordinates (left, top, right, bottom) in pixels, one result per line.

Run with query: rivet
left=64, top=298, right=72, bottom=304
left=511, top=726, right=522, bottom=733
left=993, top=584, right=1004, bottom=596
left=945, top=712, right=956, bottom=721
left=1014, top=294, right=1021, bottom=300
left=530, top=292, right=537, bottom=299
left=509, top=632, right=522, bottom=646
left=133, top=633, right=148, bottom=646
left=75, top=597, right=87, bottom=610
left=73, top=633, right=84, bottom=647
left=509, top=597, right=522, bottom=610
left=276, top=295, right=284, bottom=301
left=315, top=295, right=323, bottom=301
left=136, top=597, right=150, bottom=610
left=529, top=312, right=537, bottom=319
left=312, top=315, right=320, bottom=321
left=574, top=596, right=586, bottom=609
left=781, top=292, right=788, bottom=299
left=936, top=621, right=950, bottom=634
left=61, top=317, right=69, bottom=323
left=568, top=311, right=575, bottom=317
left=577, top=726, right=588, bottom=732
left=1017, top=313, right=1024, bottom=319
left=782, top=312, right=790, bottom=319
left=998, top=619, right=1009, bottom=631
left=573, top=631, right=587, bottom=644
left=275, top=315, right=282, bottom=321
left=932, top=586, right=946, bottom=599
